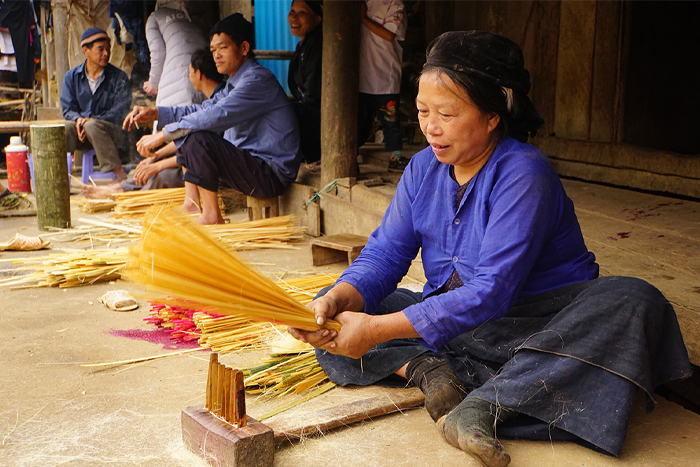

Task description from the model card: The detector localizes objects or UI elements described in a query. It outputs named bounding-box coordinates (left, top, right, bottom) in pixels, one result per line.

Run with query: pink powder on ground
left=108, top=329, right=202, bottom=350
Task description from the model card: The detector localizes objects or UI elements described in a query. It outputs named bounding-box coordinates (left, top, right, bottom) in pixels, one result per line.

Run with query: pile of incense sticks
left=0, top=248, right=127, bottom=288
left=124, top=206, right=340, bottom=332
left=112, top=187, right=225, bottom=219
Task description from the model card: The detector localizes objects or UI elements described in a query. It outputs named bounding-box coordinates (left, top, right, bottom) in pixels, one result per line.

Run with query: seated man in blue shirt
left=124, top=14, right=300, bottom=225
left=61, top=28, right=132, bottom=183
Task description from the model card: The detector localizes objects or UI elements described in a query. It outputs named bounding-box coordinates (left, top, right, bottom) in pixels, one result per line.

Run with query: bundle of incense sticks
left=145, top=273, right=341, bottom=349
left=0, top=248, right=127, bottom=288
left=112, top=187, right=225, bottom=219
left=124, top=206, right=340, bottom=332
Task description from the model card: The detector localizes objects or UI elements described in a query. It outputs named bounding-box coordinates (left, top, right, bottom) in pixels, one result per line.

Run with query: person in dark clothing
left=287, top=0, right=323, bottom=165
left=0, top=0, right=37, bottom=88
left=288, top=31, right=691, bottom=467
left=61, top=28, right=132, bottom=182
left=84, top=48, right=225, bottom=199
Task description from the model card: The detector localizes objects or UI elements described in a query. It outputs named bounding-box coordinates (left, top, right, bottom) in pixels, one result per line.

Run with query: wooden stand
left=183, top=353, right=273, bottom=467
left=181, top=407, right=274, bottom=467
left=246, top=196, right=278, bottom=221
left=311, top=234, right=368, bottom=266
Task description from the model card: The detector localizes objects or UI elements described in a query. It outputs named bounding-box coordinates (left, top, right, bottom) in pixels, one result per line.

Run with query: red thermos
left=5, top=136, right=31, bottom=192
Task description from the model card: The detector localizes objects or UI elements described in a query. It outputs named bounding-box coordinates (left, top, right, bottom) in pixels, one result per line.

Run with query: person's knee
left=598, top=276, right=667, bottom=306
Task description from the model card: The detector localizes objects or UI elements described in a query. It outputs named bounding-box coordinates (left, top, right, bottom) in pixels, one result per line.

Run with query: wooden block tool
left=182, top=353, right=273, bottom=467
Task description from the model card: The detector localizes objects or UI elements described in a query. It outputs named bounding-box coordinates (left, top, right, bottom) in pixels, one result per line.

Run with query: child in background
left=358, top=0, right=408, bottom=169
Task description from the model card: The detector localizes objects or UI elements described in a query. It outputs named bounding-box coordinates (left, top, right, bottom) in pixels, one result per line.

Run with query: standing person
left=0, top=0, right=36, bottom=88
left=142, top=0, right=209, bottom=106
left=288, top=31, right=691, bottom=467
left=287, top=0, right=323, bottom=166
left=358, top=0, right=407, bottom=169
left=84, top=49, right=225, bottom=199
left=61, top=28, right=131, bottom=183
left=123, top=14, right=300, bottom=225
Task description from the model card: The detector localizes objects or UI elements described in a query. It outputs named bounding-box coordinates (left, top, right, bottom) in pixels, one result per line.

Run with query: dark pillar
left=320, top=1, right=361, bottom=186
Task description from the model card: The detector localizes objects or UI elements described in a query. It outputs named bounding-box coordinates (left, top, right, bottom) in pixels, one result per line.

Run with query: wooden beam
left=533, top=135, right=700, bottom=198
left=554, top=1, right=596, bottom=139
left=0, top=120, right=65, bottom=133
left=51, top=0, right=69, bottom=100
left=320, top=0, right=360, bottom=187
left=589, top=1, right=622, bottom=142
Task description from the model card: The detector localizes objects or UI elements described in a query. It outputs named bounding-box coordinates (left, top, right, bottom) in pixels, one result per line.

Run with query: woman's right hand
left=287, top=295, right=339, bottom=347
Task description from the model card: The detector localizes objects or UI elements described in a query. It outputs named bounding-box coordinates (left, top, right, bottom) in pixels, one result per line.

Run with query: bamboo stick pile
left=125, top=206, right=340, bottom=332
left=243, top=349, right=336, bottom=420
left=78, top=198, right=117, bottom=214
left=0, top=216, right=312, bottom=289
left=0, top=248, right=128, bottom=288
left=112, top=188, right=225, bottom=219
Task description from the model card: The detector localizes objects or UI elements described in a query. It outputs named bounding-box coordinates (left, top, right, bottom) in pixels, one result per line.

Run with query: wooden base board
left=181, top=407, right=274, bottom=467
left=267, top=387, right=425, bottom=443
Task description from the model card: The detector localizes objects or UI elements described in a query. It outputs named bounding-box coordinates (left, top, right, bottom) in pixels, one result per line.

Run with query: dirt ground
left=1, top=181, right=700, bottom=467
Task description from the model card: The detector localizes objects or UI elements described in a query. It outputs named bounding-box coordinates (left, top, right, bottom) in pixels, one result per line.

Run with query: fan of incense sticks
left=145, top=273, right=341, bottom=349
left=124, top=206, right=340, bottom=332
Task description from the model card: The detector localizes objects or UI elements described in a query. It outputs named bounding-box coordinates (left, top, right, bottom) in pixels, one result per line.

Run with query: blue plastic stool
left=81, top=149, right=115, bottom=185
left=27, top=152, right=74, bottom=193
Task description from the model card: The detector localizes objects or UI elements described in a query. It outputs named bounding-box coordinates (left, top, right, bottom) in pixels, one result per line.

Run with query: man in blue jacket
left=124, top=14, right=300, bottom=225
left=61, top=28, right=132, bottom=182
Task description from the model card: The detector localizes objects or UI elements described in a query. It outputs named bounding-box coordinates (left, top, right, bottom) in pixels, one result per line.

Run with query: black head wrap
left=293, top=0, right=323, bottom=17
left=210, top=13, right=255, bottom=48
left=424, top=31, right=544, bottom=142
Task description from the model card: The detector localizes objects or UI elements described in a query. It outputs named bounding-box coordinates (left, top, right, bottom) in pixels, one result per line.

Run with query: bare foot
left=181, top=200, right=201, bottom=214
left=82, top=183, right=123, bottom=199
left=195, top=213, right=226, bottom=225
left=437, top=411, right=511, bottom=467
left=112, top=167, right=128, bottom=183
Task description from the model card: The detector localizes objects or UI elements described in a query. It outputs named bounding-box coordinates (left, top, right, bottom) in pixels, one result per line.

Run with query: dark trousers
left=0, top=1, right=35, bottom=87
left=64, top=120, right=123, bottom=172
left=177, top=131, right=285, bottom=198
left=358, top=92, right=402, bottom=152
left=316, top=276, right=691, bottom=456
left=292, top=101, right=321, bottom=164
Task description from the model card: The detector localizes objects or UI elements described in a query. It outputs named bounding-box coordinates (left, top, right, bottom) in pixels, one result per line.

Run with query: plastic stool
left=27, top=152, right=74, bottom=193
left=81, top=149, right=115, bottom=185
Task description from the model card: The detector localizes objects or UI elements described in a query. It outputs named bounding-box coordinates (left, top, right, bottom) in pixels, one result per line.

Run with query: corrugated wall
left=254, top=0, right=298, bottom=93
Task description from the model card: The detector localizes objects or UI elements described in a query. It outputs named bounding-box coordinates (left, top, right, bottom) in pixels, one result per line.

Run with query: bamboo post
left=30, top=124, right=71, bottom=230
left=205, top=353, right=218, bottom=411
left=234, top=370, right=246, bottom=427
left=217, top=363, right=225, bottom=417
left=51, top=0, right=70, bottom=99
left=223, top=367, right=233, bottom=423
left=321, top=0, right=361, bottom=186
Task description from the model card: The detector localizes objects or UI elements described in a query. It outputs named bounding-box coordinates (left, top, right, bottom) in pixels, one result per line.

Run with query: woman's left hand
left=316, top=311, right=378, bottom=359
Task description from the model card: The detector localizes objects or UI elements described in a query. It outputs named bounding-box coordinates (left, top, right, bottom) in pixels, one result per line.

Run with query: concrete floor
left=1, top=177, right=700, bottom=467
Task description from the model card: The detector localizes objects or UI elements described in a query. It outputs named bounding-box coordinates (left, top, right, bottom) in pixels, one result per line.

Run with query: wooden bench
left=311, top=234, right=368, bottom=266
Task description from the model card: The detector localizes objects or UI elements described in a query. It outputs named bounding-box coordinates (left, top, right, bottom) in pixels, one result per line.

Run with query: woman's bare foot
left=195, top=212, right=226, bottom=225
left=437, top=399, right=511, bottom=467
left=82, top=183, right=123, bottom=199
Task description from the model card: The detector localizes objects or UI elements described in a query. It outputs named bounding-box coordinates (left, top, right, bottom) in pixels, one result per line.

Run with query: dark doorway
left=622, top=1, right=700, bottom=155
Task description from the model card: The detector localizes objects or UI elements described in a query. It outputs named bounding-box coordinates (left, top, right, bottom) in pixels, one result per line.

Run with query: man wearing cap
left=61, top=28, right=132, bottom=182
left=124, top=13, right=300, bottom=225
